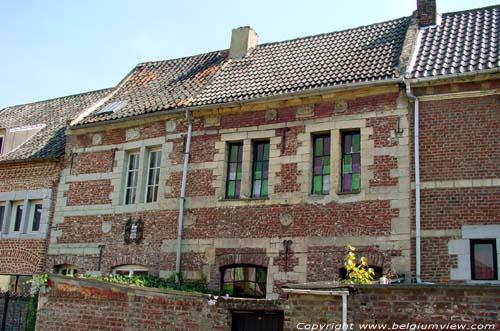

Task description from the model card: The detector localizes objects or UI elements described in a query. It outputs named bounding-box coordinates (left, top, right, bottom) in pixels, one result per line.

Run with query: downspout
left=282, top=288, right=350, bottom=330
left=404, top=80, right=422, bottom=284
left=175, top=109, right=193, bottom=282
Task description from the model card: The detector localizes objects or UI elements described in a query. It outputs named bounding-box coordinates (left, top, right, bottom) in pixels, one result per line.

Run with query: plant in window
left=341, top=245, right=374, bottom=284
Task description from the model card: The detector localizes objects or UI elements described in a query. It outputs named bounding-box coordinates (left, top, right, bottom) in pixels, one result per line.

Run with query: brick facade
left=411, top=79, right=500, bottom=283
left=0, top=161, right=60, bottom=276
left=47, top=86, right=413, bottom=298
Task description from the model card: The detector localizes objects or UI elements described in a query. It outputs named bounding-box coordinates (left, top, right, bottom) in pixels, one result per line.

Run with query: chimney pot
left=229, top=26, right=258, bottom=59
left=417, top=0, right=436, bottom=27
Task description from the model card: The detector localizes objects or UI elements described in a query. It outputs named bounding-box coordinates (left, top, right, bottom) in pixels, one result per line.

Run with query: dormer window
left=0, top=124, right=45, bottom=156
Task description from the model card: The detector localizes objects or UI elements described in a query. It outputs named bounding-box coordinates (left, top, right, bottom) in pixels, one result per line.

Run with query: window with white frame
left=112, top=265, right=149, bottom=277
left=29, top=201, right=43, bottom=232
left=124, top=152, right=140, bottom=205
left=145, top=149, right=162, bottom=203
left=11, top=202, right=23, bottom=232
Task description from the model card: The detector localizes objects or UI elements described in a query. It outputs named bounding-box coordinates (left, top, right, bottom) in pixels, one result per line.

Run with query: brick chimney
left=417, top=0, right=436, bottom=27
left=229, top=26, right=258, bottom=58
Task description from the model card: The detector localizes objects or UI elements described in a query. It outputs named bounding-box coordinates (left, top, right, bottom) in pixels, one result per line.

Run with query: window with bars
left=341, top=131, right=361, bottom=192
left=31, top=203, right=42, bottom=232
left=145, top=150, right=162, bottom=203
left=226, top=143, right=243, bottom=199
left=252, top=141, right=270, bottom=198
left=312, top=134, right=331, bottom=195
left=221, top=265, right=267, bottom=298
left=471, top=239, right=498, bottom=280
left=125, top=153, right=140, bottom=205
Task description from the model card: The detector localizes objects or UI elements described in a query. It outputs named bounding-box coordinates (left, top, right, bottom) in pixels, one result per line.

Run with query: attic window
left=96, top=100, right=127, bottom=115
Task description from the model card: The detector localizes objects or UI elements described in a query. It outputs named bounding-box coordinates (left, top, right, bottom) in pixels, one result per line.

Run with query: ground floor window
left=221, top=265, right=266, bottom=298
left=55, top=264, right=79, bottom=277
left=112, top=265, right=149, bottom=277
left=0, top=275, right=32, bottom=295
left=471, top=239, right=498, bottom=280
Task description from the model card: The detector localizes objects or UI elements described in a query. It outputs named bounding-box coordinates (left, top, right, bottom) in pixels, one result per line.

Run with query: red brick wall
left=286, top=285, right=499, bottom=330
left=0, top=240, right=47, bottom=274
left=0, top=161, right=60, bottom=192
left=72, top=151, right=114, bottom=175
left=65, top=180, right=113, bottom=206
left=418, top=95, right=500, bottom=181
left=36, top=276, right=500, bottom=331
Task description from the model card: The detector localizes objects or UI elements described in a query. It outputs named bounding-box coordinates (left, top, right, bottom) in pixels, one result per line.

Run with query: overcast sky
left=1, top=0, right=498, bottom=109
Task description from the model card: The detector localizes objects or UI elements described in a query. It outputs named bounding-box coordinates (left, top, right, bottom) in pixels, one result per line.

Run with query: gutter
left=282, top=288, right=350, bottom=330
left=175, top=109, right=193, bottom=282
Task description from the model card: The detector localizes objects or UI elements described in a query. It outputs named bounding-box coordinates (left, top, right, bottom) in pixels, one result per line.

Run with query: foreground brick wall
left=36, top=276, right=500, bottom=331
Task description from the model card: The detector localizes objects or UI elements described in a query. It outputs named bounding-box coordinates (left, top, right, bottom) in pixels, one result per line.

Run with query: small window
left=31, top=202, right=43, bottom=232
left=471, top=240, right=498, bottom=280
left=12, top=203, right=23, bottom=232
left=112, top=265, right=149, bottom=277
left=0, top=135, right=4, bottom=155
left=0, top=204, right=5, bottom=232
left=55, top=264, right=79, bottom=277
left=145, top=150, right=162, bottom=203
left=312, top=134, right=330, bottom=194
left=124, top=153, right=140, bottom=205
left=341, top=131, right=361, bottom=192
left=226, top=143, right=243, bottom=199
left=221, top=265, right=267, bottom=298
left=252, top=141, right=270, bottom=198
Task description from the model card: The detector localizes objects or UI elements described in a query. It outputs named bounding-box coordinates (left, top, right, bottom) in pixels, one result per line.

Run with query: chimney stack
left=229, top=26, right=258, bottom=59
left=416, top=0, right=437, bottom=27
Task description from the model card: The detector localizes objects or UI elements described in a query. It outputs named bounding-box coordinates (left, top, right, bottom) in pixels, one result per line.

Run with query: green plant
left=25, top=274, right=47, bottom=331
left=341, top=245, right=374, bottom=284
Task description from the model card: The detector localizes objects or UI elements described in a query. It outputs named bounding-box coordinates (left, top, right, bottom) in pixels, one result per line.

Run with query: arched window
left=55, top=264, right=79, bottom=277
left=220, top=265, right=267, bottom=298
left=112, top=265, right=148, bottom=277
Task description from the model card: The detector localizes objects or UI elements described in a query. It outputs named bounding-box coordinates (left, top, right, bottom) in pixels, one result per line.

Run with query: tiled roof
left=411, top=5, right=500, bottom=79
left=0, top=89, right=110, bottom=162
left=77, top=17, right=410, bottom=125
left=78, top=51, right=229, bottom=125
left=193, top=17, right=410, bottom=106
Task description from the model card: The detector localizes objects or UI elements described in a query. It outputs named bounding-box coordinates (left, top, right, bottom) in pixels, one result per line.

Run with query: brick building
left=32, top=0, right=499, bottom=299
left=0, top=90, right=109, bottom=293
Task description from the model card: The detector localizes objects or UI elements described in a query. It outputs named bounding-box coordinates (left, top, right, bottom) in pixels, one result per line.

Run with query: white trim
left=124, top=151, right=140, bottom=205
left=144, top=148, right=162, bottom=203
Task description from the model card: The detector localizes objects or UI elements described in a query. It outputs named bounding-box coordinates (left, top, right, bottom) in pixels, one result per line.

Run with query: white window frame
left=28, top=200, right=43, bottom=233
left=124, top=152, right=140, bottom=205
left=144, top=149, right=162, bottom=203
left=0, top=202, right=5, bottom=233
left=112, top=265, right=149, bottom=277
left=10, top=201, right=24, bottom=233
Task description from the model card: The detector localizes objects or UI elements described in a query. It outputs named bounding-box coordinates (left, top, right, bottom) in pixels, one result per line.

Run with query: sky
left=0, top=0, right=498, bottom=109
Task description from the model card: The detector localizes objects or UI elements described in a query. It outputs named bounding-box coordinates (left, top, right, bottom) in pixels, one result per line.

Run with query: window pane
left=221, top=266, right=266, bottom=298
left=125, top=153, right=140, bottom=204
left=226, top=143, right=243, bottom=198
left=32, top=204, right=42, bottom=231
left=146, top=151, right=161, bottom=203
left=14, top=205, right=23, bottom=231
left=472, top=241, right=496, bottom=280
left=234, top=267, right=245, bottom=281
left=312, top=134, right=330, bottom=195
left=0, top=206, right=4, bottom=232
left=252, top=141, right=270, bottom=198
left=341, top=131, right=361, bottom=193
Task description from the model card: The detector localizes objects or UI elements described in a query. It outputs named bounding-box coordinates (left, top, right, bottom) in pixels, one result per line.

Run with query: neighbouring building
left=16, top=0, right=496, bottom=299
left=0, top=89, right=110, bottom=293
left=407, top=3, right=500, bottom=283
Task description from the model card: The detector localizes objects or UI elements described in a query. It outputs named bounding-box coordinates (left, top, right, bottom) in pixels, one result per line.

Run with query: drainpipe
left=175, top=109, right=193, bottom=282
left=404, top=80, right=422, bottom=284
left=282, top=288, right=350, bottom=330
